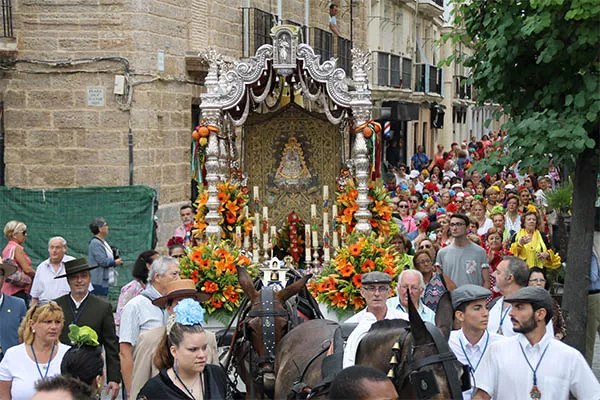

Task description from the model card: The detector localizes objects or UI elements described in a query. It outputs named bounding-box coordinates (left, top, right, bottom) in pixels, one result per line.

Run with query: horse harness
left=387, top=322, right=470, bottom=399
left=240, top=286, right=299, bottom=397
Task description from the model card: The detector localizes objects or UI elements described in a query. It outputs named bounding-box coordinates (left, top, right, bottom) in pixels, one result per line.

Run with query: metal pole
left=128, top=127, right=133, bottom=185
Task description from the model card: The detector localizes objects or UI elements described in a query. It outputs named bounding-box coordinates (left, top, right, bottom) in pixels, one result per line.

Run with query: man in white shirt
left=343, top=271, right=408, bottom=368
left=488, top=256, right=553, bottom=336
left=473, top=286, right=600, bottom=400
left=386, top=269, right=436, bottom=324
left=119, top=256, right=181, bottom=395
left=448, top=285, right=506, bottom=400
left=30, top=237, right=92, bottom=306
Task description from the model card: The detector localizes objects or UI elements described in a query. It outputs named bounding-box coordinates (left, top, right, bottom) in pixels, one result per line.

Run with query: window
left=402, top=58, right=412, bottom=89
left=415, top=64, right=425, bottom=92
left=378, top=52, right=389, bottom=86
left=1, top=0, right=13, bottom=38
left=254, top=9, right=274, bottom=53
left=313, top=28, right=333, bottom=61
left=429, top=65, right=440, bottom=94
left=390, top=55, right=401, bottom=87
left=337, top=37, right=352, bottom=76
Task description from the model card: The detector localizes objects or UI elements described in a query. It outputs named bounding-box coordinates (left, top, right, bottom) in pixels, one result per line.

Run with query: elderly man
left=129, top=279, right=216, bottom=399
left=54, top=258, right=121, bottom=400
left=473, top=287, right=600, bottom=400
left=120, top=256, right=180, bottom=396
left=448, top=285, right=506, bottom=400
left=0, top=262, right=26, bottom=361
left=343, top=271, right=408, bottom=368
left=30, top=237, right=93, bottom=307
left=387, top=269, right=436, bottom=324
left=488, top=256, right=553, bottom=337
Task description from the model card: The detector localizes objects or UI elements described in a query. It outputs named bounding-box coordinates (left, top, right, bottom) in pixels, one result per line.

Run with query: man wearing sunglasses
left=343, top=272, right=408, bottom=368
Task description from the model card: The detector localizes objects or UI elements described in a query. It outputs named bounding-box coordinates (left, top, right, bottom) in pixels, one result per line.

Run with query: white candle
left=263, top=233, right=269, bottom=251
left=323, top=185, right=329, bottom=201
left=312, top=231, right=318, bottom=248
left=253, top=186, right=259, bottom=200
left=235, top=226, right=242, bottom=248
left=263, top=207, right=268, bottom=234
left=305, top=248, right=312, bottom=263
left=332, top=231, right=339, bottom=249
left=252, top=224, right=259, bottom=262
left=332, top=205, right=338, bottom=228
left=323, top=211, right=328, bottom=229
left=305, top=224, right=311, bottom=248
left=243, top=206, right=248, bottom=218
left=244, top=233, right=250, bottom=250
left=311, top=204, right=317, bottom=219
left=270, top=225, right=277, bottom=241
left=324, top=246, right=330, bottom=263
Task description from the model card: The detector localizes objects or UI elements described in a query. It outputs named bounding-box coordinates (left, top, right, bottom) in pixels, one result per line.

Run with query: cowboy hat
left=152, top=279, right=210, bottom=308
left=0, top=262, right=17, bottom=277
left=54, top=258, right=98, bottom=279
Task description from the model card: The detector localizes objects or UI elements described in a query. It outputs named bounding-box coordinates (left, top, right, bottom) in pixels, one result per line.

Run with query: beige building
left=0, top=0, right=366, bottom=246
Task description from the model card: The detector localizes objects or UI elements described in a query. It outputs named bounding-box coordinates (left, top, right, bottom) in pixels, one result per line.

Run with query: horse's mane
left=368, top=319, right=409, bottom=332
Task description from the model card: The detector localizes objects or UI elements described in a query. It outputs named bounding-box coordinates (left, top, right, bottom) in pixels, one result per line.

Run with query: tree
left=445, top=0, right=600, bottom=353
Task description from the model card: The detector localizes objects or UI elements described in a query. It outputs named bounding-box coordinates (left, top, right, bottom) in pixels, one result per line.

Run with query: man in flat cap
left=54, top=258, right=121, bottom=400
left=343, top=271, right=408, bottom=368
left=473, top=286, right=600, bottom=400
left=448, top=285, right=505, bottom=400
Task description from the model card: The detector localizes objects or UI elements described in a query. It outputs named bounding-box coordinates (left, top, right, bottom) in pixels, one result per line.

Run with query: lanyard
left=459, top=330, right=489, bottom=375
left=519, top=342, right=550, bottom=386
left=31, top=344, right=56, bottom=379
left=69, top=295, right=90, bottom=325
left=498, top=299, right=511, bottom=331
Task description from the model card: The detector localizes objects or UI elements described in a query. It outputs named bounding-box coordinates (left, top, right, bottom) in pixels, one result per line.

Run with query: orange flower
left=225, top=200, right=240, bottom=215
left=238, top=255, right=250, bottom=266
left=215, top=259, right=228, bottom=276
left=351, top=296, right=365, bottom=310
left=330, top=292, right=348, bottom=308
left=223, top=285, right=237, bottom=301
left=203, top=281, right=219, bottom=293
left=348, top=189, right=358, bottom=200
left=361, top=260, right=375, bottom=272
left=369, top=219, right=379, bottom=228
left=210, top=298, right=223, bottom=308
left=217, top=192, right=228, bottom=203
left=190, top=251, right=203, bottom=264
left=190, top=270, right=200, bottom=284
left=198, top=259, right=210, bottom=269
left=225, top=213, right=237, bottom=225
left=339, top=263, right=354, bottom=278
left=317, top=281, right=329, bottom=293
left=349, top=243, right=362, bottom=257
left=384, top=267, right=394, bottom=276
left=197, top=192, right=209, bottom=208
left=352, top=273, right=363, bottom=287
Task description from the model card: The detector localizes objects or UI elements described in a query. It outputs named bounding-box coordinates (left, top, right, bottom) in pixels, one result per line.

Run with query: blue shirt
left=590, top=254, right=600, bottom=292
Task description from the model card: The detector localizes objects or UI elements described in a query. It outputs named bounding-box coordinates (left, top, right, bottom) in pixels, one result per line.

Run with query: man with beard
left=448, top=285, right=505, bottom=400
left=473, top=286, right=599, bottom=400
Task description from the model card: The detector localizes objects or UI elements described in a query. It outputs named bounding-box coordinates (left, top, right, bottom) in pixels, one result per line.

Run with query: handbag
left=4, top=246, right=33, bottom=288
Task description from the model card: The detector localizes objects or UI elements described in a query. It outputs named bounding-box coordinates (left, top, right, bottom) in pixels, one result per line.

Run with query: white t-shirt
left=488, top=297, right=554, bottom=337
left=474, top=332, right=600, bottom=400
left=477, top=218, right=494, bottom=236
left=0, top=343, right=70, bottom=400
left=30, top=255, right=91, bottom=303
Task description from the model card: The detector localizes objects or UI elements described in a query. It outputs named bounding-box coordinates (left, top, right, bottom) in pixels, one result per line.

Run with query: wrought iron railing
left=1, top=0, right=13, bottom=38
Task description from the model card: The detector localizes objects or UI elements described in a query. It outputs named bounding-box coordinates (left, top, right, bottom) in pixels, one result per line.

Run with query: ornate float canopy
left=199, top=25, right=374, bottom=238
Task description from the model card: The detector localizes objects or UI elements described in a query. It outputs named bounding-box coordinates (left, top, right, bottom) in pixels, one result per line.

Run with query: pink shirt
left=1, top=241, right=32, bottom=295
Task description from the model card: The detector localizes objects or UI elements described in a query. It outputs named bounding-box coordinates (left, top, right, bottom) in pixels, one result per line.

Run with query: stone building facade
left=0, top=0, right=366, bottom=247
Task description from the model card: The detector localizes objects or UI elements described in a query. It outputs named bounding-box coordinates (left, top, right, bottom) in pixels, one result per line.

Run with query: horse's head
left=236, top=266, right=310, bottom=396
left=388, top=292, right=469, bottom=399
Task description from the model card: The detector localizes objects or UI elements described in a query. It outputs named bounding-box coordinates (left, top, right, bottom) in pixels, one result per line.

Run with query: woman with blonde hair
left=2, top=220, right=35, bottom=306
left=0, top=302, right=70, bottom=399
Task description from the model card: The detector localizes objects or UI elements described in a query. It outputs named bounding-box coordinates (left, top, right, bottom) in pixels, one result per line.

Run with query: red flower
left=352, top=273, right=363, bottom=287
left=203, top=281, right=219, bottom=293
left=190, top=251, right=203, bottom=264
left=349, top=243, right=362, bottom=257
left=210, top=298, right=223, bottom=308
left=225, top=213, right=237, bottom=225
left=361, top=260, right=375, bottom=272
left=339, top=263, right=354, bottom=278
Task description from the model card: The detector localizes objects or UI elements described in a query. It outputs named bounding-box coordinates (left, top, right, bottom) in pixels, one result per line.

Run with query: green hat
left=54, top=258, right=98, bottom=279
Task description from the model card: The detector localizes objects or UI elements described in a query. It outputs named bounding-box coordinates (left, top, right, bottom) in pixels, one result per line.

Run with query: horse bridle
left=387, top=322, right=470, bottom=399
left=242, top=287, right=294, bottom=397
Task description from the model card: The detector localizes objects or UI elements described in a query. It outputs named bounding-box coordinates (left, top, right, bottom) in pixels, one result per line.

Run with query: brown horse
left=232, top=266, right=311, bottom=399
left=356, top=293, right=468, bottom=399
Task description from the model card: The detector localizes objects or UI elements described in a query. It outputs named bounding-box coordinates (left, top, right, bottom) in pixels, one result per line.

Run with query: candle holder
left=311, top=256, right=322, bottom=275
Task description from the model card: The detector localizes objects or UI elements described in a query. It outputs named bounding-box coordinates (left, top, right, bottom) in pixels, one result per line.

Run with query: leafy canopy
left=444, top=0, right=600, bottom=174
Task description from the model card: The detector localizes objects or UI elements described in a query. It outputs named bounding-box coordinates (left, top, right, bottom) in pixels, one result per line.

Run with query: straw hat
left=152, top=279, right=210, bottom=308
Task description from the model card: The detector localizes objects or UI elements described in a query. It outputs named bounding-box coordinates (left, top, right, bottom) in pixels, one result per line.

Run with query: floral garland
left=193, top=180, right=253, bottom=242
left=335, top=178, right=394, bottom=237
left=179, top=239, right=259, bottom=324
left=276, top=211, right=305, bottom=265
left=307, top=232, right=401, bottom=320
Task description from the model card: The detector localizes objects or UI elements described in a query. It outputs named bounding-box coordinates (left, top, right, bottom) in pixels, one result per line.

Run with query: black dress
left=137, top=365, right=227, bottom=400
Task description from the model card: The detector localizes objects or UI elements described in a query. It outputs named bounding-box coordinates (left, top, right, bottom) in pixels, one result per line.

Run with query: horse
left=230, top=265, right=312, bottom=399
left=356, top=293, right=469, bottom=399
left=274, top=293, right=468, bottom=399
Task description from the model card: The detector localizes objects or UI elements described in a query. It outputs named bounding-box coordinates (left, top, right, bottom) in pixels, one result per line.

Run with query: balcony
left=454, top=75, right=473, bottom=100
left=415, top=64, right=441, bottom=95
left=419, top=0, right=445, bottom=18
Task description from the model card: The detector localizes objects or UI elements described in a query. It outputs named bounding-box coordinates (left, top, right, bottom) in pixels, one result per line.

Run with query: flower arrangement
left=307, top=232, right=401, bottom=319
left=193, top=180, right=253, bottom=242
left=179, top=239, right=259, bottom=324
left=335, top=178, right=394, bottom=238
left=276, top=211, right=306, bottom=265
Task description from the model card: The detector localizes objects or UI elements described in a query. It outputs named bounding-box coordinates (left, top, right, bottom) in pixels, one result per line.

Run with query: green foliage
left=447, top=0, right=600, bottom=171
left=67, top=324, right=100, bottom=348
left=545, top=182, right=574, bottom=213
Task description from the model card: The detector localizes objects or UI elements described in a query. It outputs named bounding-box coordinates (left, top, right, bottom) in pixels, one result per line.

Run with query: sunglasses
left=172, top=254, right=184, bottom=259
left=398, top=205, right=408, bottom=208
left=419, top=244, right=432, bottom=249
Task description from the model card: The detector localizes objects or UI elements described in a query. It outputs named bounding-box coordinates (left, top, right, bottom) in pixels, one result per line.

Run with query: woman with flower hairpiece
left=137, top=298, right=226, bottom=400
left=61, top=325, right=105, bottom=399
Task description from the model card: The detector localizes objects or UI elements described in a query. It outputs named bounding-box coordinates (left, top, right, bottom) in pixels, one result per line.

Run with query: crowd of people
left=0, top=134, right=599, bottom=399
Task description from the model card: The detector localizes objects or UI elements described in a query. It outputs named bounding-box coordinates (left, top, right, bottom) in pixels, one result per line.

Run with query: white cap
left=409, top=170, right=420, bottom=179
